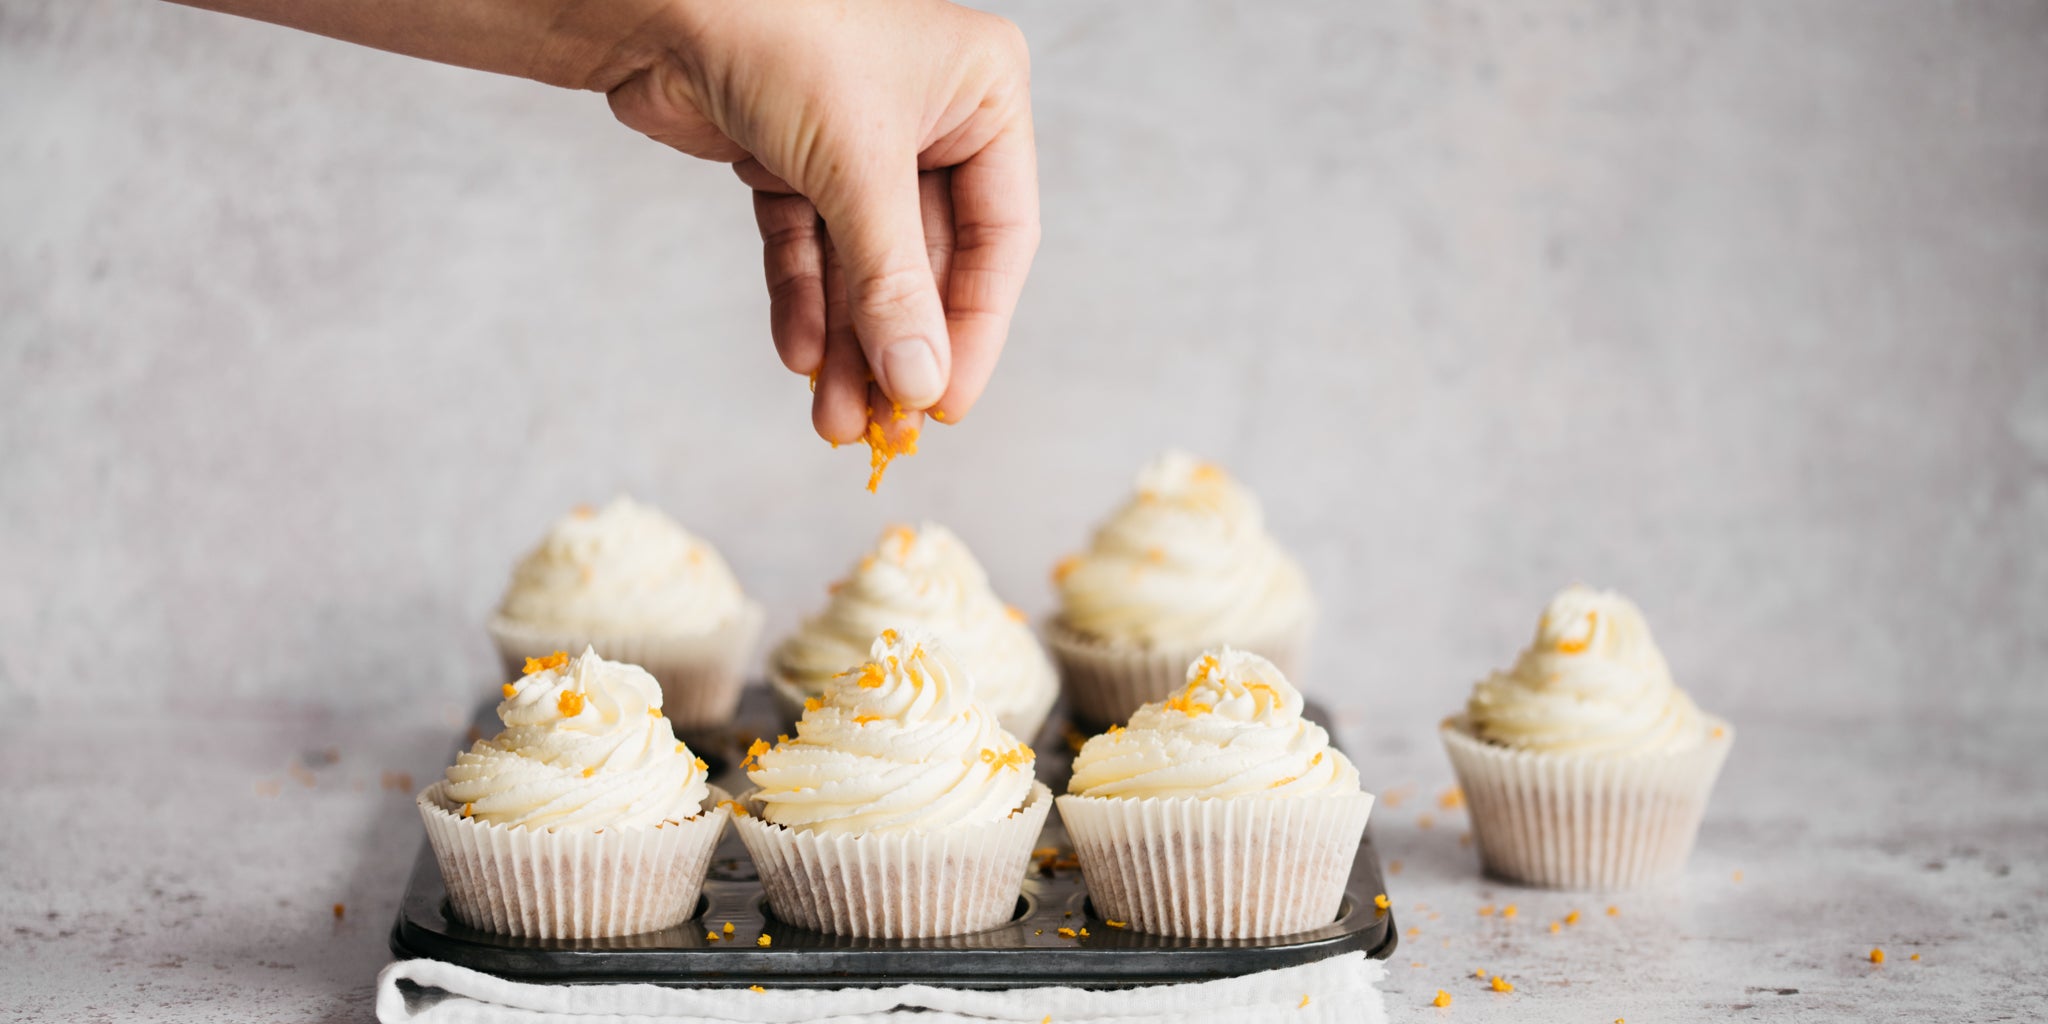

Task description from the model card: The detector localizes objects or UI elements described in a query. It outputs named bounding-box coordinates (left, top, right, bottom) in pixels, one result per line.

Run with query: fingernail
left=880, top=340, right=943, bottom=406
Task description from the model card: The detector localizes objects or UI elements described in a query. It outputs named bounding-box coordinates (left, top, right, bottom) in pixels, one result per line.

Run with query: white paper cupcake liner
left=417, top=782, right=731, bottom=939
left=1043, top=617, right=1312, bottom=728
left=1439, top=717, right=1735, bottom=891
left=1055, top=790, right=1375, bottom=939
left=768, top=669, right=1058, bottom=747
left=732, top=782, right=1053, bottom=938
left=486, top=601, right=765, bottom=731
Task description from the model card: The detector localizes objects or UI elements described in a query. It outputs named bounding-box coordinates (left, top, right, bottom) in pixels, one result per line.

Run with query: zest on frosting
left=1462, top=585, right=1709, bottom=756
left=443, top=647, right=709, bottom=829
left=749, top=629, right=1036, bottom=835
left=1067, top=647, right=1359, bottom=800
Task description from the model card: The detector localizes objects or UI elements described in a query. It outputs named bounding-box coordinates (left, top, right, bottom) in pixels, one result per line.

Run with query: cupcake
left=486, top=496, right=764, bottom=730
left=1440, top=585, right=1735, bottom=890
left=734, top=629, right=1052, bottom=938
left=417, top=647, right=731, bottom=938
left=1057, top=648, right=1374, bottom=938
left=1046, top=451, right=1315, bottom=726
left=768, top=522, right=1058, bottom=742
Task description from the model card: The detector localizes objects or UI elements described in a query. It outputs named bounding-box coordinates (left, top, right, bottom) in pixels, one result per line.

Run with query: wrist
left=528, top=0, right=690, bottom=92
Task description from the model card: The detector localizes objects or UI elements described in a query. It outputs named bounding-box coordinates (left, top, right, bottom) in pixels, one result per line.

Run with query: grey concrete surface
left=2, top=0, right=2045, bottom=1019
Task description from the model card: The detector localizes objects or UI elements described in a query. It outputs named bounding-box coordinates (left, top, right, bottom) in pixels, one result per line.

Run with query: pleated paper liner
left=485, top=601, right=765, bottom=732
left=417, top=783, right=731, bottom=940
left=1439, top=716, right=1734, bottom=891
left=767, top=669, right=1058, bottom=748
left=1043, top=617, right=1312, bottom=729
left=733, top=782, right=1054, bottom=939
left=1056, top=790, right=1375, bottom=939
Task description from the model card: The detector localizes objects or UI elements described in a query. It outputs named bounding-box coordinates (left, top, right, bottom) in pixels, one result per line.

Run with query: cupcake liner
left=1055, top=790, right=1375, bottom=939
left=1044, top=617, right=1313, bottom=729
left=768, top=669, right=1058, bottom=747
left=417, top=783, right=731, bottom=939
left=486, top=601, right=765, bottom=731
left=1439, top=717, right=1734, bottom=891
left=733, top=782, right=1053, bottom=938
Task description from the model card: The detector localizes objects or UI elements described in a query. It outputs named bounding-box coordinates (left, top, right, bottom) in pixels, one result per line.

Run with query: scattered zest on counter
left=748, top=985, right=765, bottom=993
left=1607, top=905, right=1620, bottom=916
left=1910, top=954, right=1920, bottom=961
left=1501, top=904, right=1518, bottom=918
left=1438, top=786, right=1465, bottom=809
left=1104, top=919, right=1127, bottom=929
left=1549, top=921, right=1562, bottom=934
left=1432, top=989, right=1453, bottom=1008
left=1389, top=859, right=1403, bottom=875
left=723, top=922, right=734, bottom=934
left=1478, top=905, right=1496, bottom=917
left=1374, top=893, right=1391, bottom=911
left=757, top=934, right=773, bottom=948
left=1566, top=910, right=1581, bottom=925
left=1299, top=994, right=1311, bottom=1008
left=1057, top=927, right=1077, bottom=939
left=705, top=930, right=718, bottom=941
left=332, top=903, right=345, bottom=919
left=1869, top=948, right=1884, bottom=964
left=1490, top=975, right=1514, bottom=993
left=1733, top=870, right=1744, bottom=882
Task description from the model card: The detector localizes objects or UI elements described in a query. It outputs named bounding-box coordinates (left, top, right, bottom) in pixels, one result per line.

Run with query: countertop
left=2, top=695, right=2042, bottom=1023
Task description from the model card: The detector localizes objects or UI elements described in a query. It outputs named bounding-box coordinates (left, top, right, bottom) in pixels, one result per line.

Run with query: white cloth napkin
left=375, top=953, right=1386, bottom=1024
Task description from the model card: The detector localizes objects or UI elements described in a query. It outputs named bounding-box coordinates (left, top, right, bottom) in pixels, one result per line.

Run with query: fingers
left=811, top=233, right=871, bottom=445
left=753, top=190, right=827, bottom=377
left=809, top=158, right=952, bottom=411
left=920, top=169, right=955, bottom=296
left=930, top=117, right=1040, bottom=423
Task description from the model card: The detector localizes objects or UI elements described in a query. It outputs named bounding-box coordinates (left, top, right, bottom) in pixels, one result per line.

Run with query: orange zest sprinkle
left=1389, top=860, right=1403, bottom=875
left=1607, top=905, right=1620, bottom=916
left=572, top=504, right=595, bottom=518
left=932, top=408, right=947, bottom=422
left=722, top=921, right=734, bottom=934
left=860, top=421, right=918, bottom=493
left=693, top=757, right=709, bottom=772
left=648, top=706, right=661, bottom=717
left=854, top=662, right=886, bottom=689
left=581, top=766, right=595, bottom=778
left=1299, top=994, right=1310, bottom=1009
left=1052, top=555, right=1082, bottom=585
left=1712, top=725, right=1726, bottom=739
left=674, top=743, right=685, bottom=753
left=890, top=400, right=905, bottom=422
left=1439, top=786, right=1465, bottom=810
left=1057, top=927, right=1077, bottom=938
left=1911, top=953, right=1920, bottom=961
left=1557, top=610, right=1597, bottom=653
left=742, top=739, right=771, bottom=770
left=806, top=369, right=818, bottom=392
left=1478, top=905, right=1496, bottom=916
left=332, top=902, right=345, bottom=919
left=1548, top=921, right=1562, bottom=934
left=1490, top=975, right=1514, bottom=993
left=557, top=689, right=584, bottom=717
left=1104, top=919, right=1127, bottom=929
left=854, top=714, right=880, bottom=725
left=757, top=934, right=772, bottom=948
left=1432, top=990, right=1452, bottom=1008
left=1501, top=904, right=1518, bottom=918
left=880, top=628, right=900, bottom=644
left=460, top=802, right=474, bottom=818
left=1870, top=948, right=1885, bottom=963
left=749, top=985, right=766, bottom=993
left=1418, top=814, right=1435, bottom=829
left=705, top=930, right=719, bottom=941
left=1005, top=605, right=1028, bottom=623
left=804, top=697, right=822, bottom=712
left=1374, top=893, right=1391, bottom=911
left=1474, top=969, right=1488, bottom=979
left=1565, top=910, right=1581, bottom=925
left=1106, top=724, right=1125, bottom=735
left=1162, top=689, right=1214, bottom=716
left=523, top=651, right=569, bottom=675
left=501, top=683, right=518, bottom=699
left=1733, top=870, right=1744, bottom=882
left=1269, top=775, right=1299, bottom=789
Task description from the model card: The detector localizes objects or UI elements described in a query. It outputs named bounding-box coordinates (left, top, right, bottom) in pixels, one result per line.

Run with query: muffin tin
left=388, top=689, right=1397, bottom=987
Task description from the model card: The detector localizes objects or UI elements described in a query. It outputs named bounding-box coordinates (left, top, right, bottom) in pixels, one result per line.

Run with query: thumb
left=811, top=159, right=951, bottom=411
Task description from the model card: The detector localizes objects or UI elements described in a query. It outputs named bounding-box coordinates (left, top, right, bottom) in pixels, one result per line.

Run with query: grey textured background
left=2, top=0, right=2044, bottom=727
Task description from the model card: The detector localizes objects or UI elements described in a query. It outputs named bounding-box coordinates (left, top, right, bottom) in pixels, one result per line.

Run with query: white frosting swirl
left=1068, top=648, right=1359, bottom=799
left=1464, top=585, right=1709, bottom=756
left=443, top=647, right=711, bottom=829
left=1055, top=451, right=1312, bottom=646
left=771, top=523, right=1056, bottom=727
left=748, top=630, right=1036, bottom=835
left=497, top=496, right=745, bottom=633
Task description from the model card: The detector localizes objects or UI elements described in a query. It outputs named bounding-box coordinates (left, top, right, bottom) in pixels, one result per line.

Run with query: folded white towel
left=376, top=953, right=1386, bottom=1024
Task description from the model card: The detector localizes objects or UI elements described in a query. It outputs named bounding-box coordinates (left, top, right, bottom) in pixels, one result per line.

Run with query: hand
left=609, top=0, right=1040, bottom=444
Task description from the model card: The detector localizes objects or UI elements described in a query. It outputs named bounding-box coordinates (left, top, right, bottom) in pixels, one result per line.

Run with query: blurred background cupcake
left=1046, top=451, right=1315, bottom=727
left=486, top=496, right=764, bottom=732
left=418, top=647, right=730, bottom=938
left=1440, top=585, right=1734, bottom=890
left=767, top=523, right=1057, bottom=742
left=735, top=629, right=1051, bottom=938
left=1058, top=647, right=1374, bottom=938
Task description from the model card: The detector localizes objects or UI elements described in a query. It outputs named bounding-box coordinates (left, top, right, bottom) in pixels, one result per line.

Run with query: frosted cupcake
left=1047, top=451, right=1314, bottom=726
left=1440, top=585, right=1735, bottom=890
left=734, top=629, right=1052, bottom=938
left=1058, top=648, right=1374, bottom=938
left=768, top=523, right=1058, bottom=742
left=487, top=496, right=764, bottom=730
left=417, top=647, right=731, bottom=938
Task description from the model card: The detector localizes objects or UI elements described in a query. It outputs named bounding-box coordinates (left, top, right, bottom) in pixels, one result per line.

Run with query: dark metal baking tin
left=389, top=692, right=1397, bottom=988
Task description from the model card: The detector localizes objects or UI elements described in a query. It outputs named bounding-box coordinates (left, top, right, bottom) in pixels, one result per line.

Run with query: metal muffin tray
left=388, top=689, right=1397, bottom=988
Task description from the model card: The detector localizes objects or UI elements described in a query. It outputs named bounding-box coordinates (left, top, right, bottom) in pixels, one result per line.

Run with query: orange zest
left=501, top=683, right=518, bottom=699
left=1432, top=990, right=1452, bottom=1008
left=557, top=689, right=584, bottom=717
left=1557, top=610, right=1597, bottom=653
left=1052, top=555, right=1082, bottom=585
left=1490, top=975, right=1514, bottom=993
left=741, top=738, right=771, bottom=771
left=804, top=697, right=823, bottom=712
left=523, top=651, right=569, bottom=675
left=860, top=421, right=918, bottom=493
